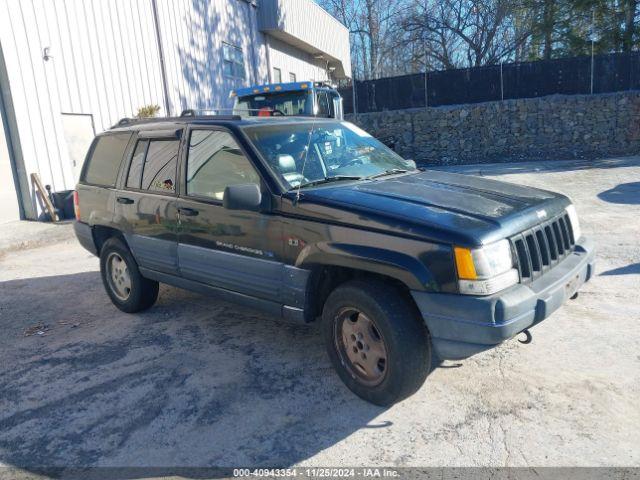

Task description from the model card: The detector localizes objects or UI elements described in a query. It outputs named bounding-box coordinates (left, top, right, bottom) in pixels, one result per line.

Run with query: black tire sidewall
left=322, top=280, right=431, bottom=406
left=99, top=237, right=158, bottom=313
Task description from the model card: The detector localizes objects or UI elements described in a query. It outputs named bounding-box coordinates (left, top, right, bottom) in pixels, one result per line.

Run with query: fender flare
left=295, top=242, right=437, bottom=291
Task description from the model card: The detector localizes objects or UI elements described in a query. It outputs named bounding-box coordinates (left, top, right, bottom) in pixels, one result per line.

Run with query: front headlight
left=565, top=204, right=581, bottom=242
left=454, top=239, right=519, bottom=295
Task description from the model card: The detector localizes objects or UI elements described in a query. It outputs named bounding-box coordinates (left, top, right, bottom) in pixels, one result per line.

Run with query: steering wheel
left=271, top=109, right=286, bottom=116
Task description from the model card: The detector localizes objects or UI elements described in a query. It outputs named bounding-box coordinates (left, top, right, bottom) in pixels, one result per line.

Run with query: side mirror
left=223, top=184, right=262, bottom=211
left=404, top=159, right=417, bottom=170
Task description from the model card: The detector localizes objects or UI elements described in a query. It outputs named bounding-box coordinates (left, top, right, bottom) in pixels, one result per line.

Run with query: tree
left=317, top=0, right=639, bottom=78
left=319, top=0, right=410, bottom=78
left=400, top=0, right=533, bottom=68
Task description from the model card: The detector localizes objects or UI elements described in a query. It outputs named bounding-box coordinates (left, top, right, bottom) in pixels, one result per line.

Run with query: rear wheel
left=100, top=237, right=159, bottom=313
left=322, top=280, right=431, bottom=406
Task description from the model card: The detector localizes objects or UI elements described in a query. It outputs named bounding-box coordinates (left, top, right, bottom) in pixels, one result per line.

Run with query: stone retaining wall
left=346, top=91, right=640, bottom=165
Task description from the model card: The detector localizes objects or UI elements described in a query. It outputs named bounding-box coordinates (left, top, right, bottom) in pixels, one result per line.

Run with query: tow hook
left=518, top=329, right=533, bottom=344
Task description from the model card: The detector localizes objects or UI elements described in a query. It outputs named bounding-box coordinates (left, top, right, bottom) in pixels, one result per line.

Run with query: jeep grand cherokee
left=74, top=114, right=595, bottom=405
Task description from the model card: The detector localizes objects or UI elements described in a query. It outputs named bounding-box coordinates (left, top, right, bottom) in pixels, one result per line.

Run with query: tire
left=99, top=237, right=159, bottom=313
left=322, top=280, right=431, bottom=406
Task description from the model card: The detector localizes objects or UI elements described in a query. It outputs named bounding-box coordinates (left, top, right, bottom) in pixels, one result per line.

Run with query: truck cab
left=231, top=81, right=343, bottom=119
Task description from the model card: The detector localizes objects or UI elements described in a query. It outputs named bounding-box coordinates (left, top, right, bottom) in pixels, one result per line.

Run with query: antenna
left=295, top=114, right=320, bottom=203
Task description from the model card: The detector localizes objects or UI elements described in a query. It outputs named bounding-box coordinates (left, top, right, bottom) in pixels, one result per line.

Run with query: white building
left=0, top=0, right=351, bottom=222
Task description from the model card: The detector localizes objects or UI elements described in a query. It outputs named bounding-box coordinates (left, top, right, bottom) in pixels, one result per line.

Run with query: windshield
left=242, top=121, right=416, bottom=189
left=234, top=91, right=313, bottom=117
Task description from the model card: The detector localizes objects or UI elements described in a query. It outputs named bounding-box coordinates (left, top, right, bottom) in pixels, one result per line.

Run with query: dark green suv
left=74, top=114, right=595, bottom=405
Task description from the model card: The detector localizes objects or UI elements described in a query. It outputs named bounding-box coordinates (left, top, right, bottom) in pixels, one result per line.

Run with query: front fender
left=296, top=242, right=441, bottom=291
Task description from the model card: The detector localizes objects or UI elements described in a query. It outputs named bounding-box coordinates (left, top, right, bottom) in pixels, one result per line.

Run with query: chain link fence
left=340, top=52, right=640, bottom=114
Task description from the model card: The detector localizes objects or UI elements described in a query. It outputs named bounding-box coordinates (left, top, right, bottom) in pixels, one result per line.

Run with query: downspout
left=151, top=0, right=172, bottom=116
left=265, top=36, right=273, bottom=83
left=246, top=1, right=258, bottom=85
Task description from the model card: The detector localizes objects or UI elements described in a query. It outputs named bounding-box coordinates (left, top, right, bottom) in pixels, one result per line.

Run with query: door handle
left=178, top=207, right=199, bottom=217
left=117, top=196, right=134, bottom=205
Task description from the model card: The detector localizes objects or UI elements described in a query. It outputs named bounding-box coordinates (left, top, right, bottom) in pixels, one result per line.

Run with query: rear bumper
left=411, top=237, right=596, bottom=360
left=74, top=221, right=98, bottom=256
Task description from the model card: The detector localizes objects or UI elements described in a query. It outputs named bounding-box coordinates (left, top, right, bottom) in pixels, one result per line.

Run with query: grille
left=510, top=213, right=576, bottom=283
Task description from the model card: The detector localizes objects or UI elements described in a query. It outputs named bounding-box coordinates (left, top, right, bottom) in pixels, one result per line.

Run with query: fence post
left=500, top=62, right=504, bottom=101
left=590, top=42, right=595, bottom=94
left=424, top=71, right=428, bottom=108
left=352, top=78, right=357, bottom=116
left=590, top=10, right=595, bottom=95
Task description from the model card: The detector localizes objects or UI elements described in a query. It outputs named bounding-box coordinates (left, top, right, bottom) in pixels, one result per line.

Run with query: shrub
left=135, top=105, right=161, bottom=118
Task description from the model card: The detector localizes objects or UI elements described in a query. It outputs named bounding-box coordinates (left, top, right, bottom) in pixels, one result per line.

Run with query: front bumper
left=411, top=237, right=596, bottom=360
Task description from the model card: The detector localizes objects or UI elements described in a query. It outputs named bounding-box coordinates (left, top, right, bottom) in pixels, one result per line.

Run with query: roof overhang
left=258, top=0, right=351, bottom=79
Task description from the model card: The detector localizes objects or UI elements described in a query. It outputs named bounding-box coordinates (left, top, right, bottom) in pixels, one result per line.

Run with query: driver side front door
left=176, top=128, right=287, bottom=304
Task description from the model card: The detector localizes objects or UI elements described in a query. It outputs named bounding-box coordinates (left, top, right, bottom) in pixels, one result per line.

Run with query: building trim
left=151, top=0, right=172, bottom=117
left=0, top=41, right=29, bottom=220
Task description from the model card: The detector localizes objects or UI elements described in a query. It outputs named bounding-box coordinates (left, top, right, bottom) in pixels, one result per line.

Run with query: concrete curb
left=0, top=220, right=75, bottom=256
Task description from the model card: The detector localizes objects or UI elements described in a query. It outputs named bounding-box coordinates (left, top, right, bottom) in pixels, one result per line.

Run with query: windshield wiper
left=365, top=168, right=409, bottom=180
left=293, top=176, right=363, bottom=190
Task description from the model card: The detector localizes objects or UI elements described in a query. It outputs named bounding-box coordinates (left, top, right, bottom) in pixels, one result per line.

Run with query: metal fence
left=339, top=52, right=640, bottom=114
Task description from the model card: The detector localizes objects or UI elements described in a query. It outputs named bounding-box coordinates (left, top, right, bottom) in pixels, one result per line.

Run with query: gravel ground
left=0, top=157, right=638, bottom=476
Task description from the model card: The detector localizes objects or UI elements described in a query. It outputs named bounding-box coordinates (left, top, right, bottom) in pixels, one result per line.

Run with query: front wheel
left=322, top=280, right=431, bottom=406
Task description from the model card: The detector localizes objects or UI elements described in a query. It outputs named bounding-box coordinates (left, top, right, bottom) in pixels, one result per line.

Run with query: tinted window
left=187, top=130, right=260, bottom=200
left=126, top=140, right=148, bottom=189
left=243, top=121, right=413, bottom=189
left=83, top=133, right=131, bottom=186
left=141, top=140, right=179, bottom=193
left=317, top=92, right=330, bottom=117
left=236, top=91, right=312, bottom=116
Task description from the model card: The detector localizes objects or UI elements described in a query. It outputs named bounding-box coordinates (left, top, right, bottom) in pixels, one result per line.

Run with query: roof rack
left=110, top=117, right=150, bottom=129
left=115, top=117, right=134, bottom=126
left=179, top=109, right=241, bottom=120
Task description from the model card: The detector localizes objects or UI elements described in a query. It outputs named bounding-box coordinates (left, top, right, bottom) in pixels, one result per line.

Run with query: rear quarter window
left=140, top=140, right=179, bottom=193
left=82, top=133, right=132, bottom=186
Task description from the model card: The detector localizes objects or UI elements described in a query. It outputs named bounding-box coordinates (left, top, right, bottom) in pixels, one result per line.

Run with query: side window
left=126, top=140, right=148, bottom=189
left=141, top=140, right=179, bottom=193
left=329, top=92, right=340, bottom=118
left=187, top=130, right=260, bottom=201
left=222, top=42, right=245, bottom=79
left=317, top=92, right=330, bottom=117
left=82, top=133, right=131, bottom=186
left=273, top=67, right=282, bottom=83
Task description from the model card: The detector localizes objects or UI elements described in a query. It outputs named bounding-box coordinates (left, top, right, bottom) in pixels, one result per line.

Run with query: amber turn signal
left=454, top=247, right=477, bottom=280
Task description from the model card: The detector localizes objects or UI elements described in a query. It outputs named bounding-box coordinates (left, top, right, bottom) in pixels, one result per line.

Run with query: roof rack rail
left=116, top=117, right=134, bottom=126
left=179, top=109, right=241, bottom=120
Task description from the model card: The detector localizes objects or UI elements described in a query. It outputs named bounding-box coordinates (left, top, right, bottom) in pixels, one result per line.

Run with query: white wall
left=0, top=0, right=167, bottom=204
left=155, top=0, right=270, bottom=113
left=0, top=0, right=347, bottom=219
left=258, top=0, right=351, bottom=78
left=266, top=36, right=329, bottom=83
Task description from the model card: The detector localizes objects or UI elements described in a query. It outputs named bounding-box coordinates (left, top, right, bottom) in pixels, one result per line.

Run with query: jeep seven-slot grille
left=510, top=213, right=576, bottom=283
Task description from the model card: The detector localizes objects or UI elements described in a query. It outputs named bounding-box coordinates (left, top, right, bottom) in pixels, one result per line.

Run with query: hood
left=294, top=170, right=570, bottom=246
